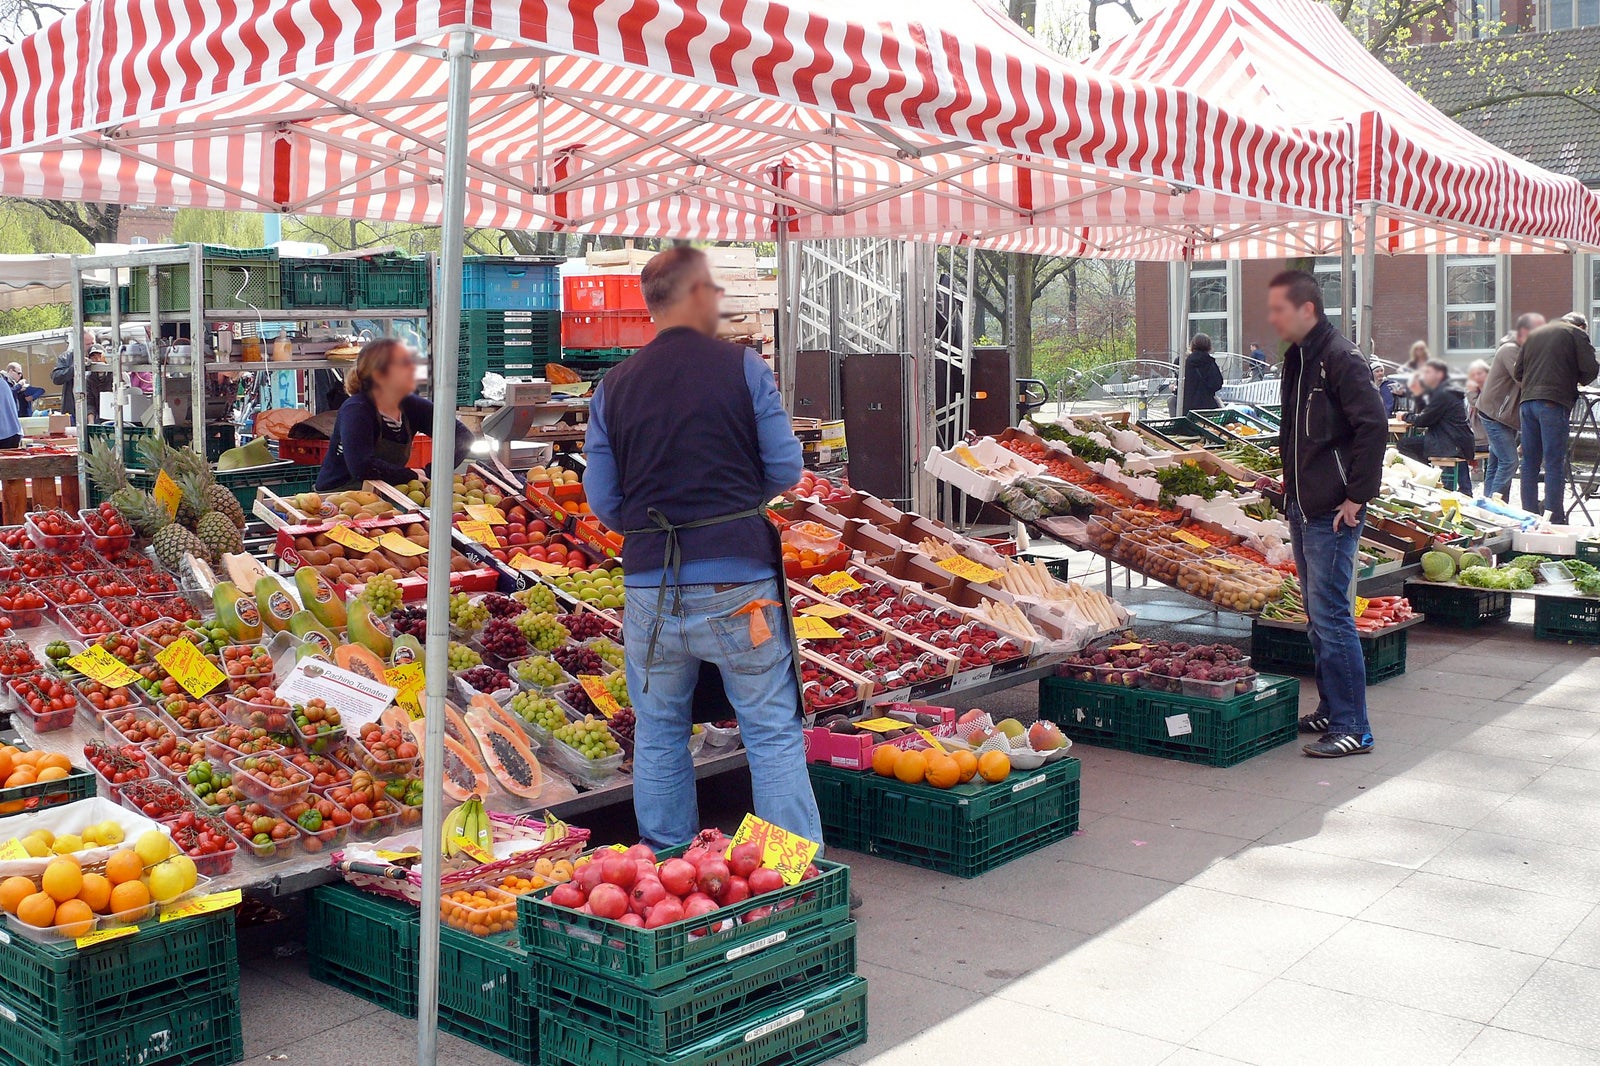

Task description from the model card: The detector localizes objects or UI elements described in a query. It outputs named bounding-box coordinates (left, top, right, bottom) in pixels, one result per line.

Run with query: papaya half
left=439, top=734, right=489, bottom=802
left=465, top=698, right=543, bottom=800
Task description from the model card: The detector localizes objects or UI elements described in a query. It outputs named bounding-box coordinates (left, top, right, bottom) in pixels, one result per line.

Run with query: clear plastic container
left=343, top=728, right=420, bottom=778
left=100, top=705, right=170, bottom=745
left=86, top=750, right=152, bottom=800
left=158, top=812, right=238, bottom=877
left=440, top=881, right=518, bottom=936
left=287, top=752, right=351, bottom=791
left=701, top=721, right=742, bottom=751
left=141, top=736, right=211, bottom=783
left=546, top=735, right=626, bottom=788
left=1136, top=666, right=1186, bottom=694
left=285, top=712, right=344, bottom=755
left=134, top=617, right=208, bottom=655
left=116, top=778, right=192, bottom=821
left=79, top=570, right=140, bottom=599
left=0, top=640, right=41, bottom=678
left=224, top=694, right=293, bottom=733
left=56, top=604, right=120, bottom=642
left=147, top=594, right=202, bottom=624
left=1180, top=670, right=1260, bottom=700
left=203, top=726, right=287, bottom=764
left=172, top=762, right=235, bottom=811
left=24, top=511, right=88, bottom=553
left=0, top=582, right=48, bottom=628
left=295, top=818, right=347, bottom=856
left=229, top=753, right=312, bottom=807
left=69, top=675, right=147, bottom=716
left=7, top=550, right=65, bottom=579
left=508, top=655, right=574, bottom=693
left=221, top=813, right=300, bottom=859
left=8, top=675, right=79, bottom=732
left=155, top=693, right=228, bottom=737
left=78, top=508, right=136, bottom=555
left=338, top=803, right=401, bottom=841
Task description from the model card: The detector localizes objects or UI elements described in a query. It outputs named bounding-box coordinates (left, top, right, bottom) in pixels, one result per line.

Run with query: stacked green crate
left=522, top=849, right=864, bottom=1066
left=0, top=910, right=240, bottom=1066
left=457, top=310, right=563, bottom=402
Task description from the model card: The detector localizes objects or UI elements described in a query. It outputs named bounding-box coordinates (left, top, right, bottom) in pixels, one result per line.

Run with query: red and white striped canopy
left=0, top=0, right=1353, bottom=251
left=1084, top=0, right=1600, bottom=257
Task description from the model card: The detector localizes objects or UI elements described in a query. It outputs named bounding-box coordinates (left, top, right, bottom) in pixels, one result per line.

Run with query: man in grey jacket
left=1515, top=313, right=1598, bottom=523
left=1478, top=313, right=1543, bottom=501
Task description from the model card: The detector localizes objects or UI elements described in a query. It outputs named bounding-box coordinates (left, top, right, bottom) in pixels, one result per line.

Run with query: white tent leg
left=417, top=29, right=473, bottom=1066
left=1359, top=203, right=1379, bottom=356
left=1173, top=251, right=1192, bottom=414
left=777, top=226, right=797, bottom=413
left=1340, top=218, right=1354, bottom=335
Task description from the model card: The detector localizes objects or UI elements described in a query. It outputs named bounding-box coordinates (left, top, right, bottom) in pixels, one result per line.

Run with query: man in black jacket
left=1398, top=360, right=1476, bottom=495
left=1514, top=313, right=1597, bottom=523
left=1268, top=271, right=1388, bottom=758
left=1181, top=333, right=1224, bottom=415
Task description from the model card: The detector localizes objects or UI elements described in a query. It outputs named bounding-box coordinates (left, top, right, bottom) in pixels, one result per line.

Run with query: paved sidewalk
left=240, top=601, right=1600, bottom=1065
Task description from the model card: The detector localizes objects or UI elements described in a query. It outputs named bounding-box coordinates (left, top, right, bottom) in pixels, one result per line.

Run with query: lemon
left=95, top=822, right=125, bottom=846
left=20, top=837, right=49, bottom=858
left=134, top=830, right=172, bottom=867
left=51, top=834, right=84, bottom=855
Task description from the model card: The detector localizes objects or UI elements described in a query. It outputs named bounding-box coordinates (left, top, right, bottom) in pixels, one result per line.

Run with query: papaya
left=380, top=704, right=417, bottom=738
left=439, top=735, right=489, bottom=802
left=465, top=700, right=543, bottom=800
left=334, top=644, right=387, bottom=682
left=213, top=581, right=262, bottom=641
left=295, top=566, right=348, bottom=630
left=346, top=599, right=394, bottom=658
left=254, top=575, right=299, bottom=635
left=288, top=611, right=338, bottom=659
left=389, top=635, right=423, bottom=668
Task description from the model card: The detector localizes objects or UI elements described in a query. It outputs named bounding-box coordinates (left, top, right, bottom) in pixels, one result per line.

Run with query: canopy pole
left=1340, top=218, right=1354, bottom=338
left=1173, top=249, right=1192, bottom=415
left=1359, top=203, right=1379, bottom=356
left=777, top=225, right=796, bottom=414
left=417, top=29, right=473, bottom=1066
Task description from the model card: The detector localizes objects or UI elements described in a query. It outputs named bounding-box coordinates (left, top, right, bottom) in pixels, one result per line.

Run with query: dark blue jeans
left=1520, top=400, right=1571, bottom=522
left=1481, top=415, right=1518, bottom=502
left=1288, top=503, right=1371, bottom=739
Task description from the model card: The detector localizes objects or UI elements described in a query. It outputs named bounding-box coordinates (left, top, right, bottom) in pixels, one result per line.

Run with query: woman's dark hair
left=1190, top=333, right=1213, bottom=353
left=344, top=338, right=409, bottom=396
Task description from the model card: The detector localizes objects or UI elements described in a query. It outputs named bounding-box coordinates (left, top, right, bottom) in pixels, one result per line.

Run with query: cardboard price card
left=799, top=601, right=851, bottom=618
left=790, top=615, right=843, bottom=640
left=852, top=717, right=911, bottom=733
left=385, top=662, right=425, bottom=715
left=1106, top=642, right=1143, bottom=652
left=76, top=925, right=137, bottom=948
left=326, top=523, right=379, bottom=553
left=152, top=470, right=183, bottom=519
left=65, top=645, right=140, bottom=688
left=378, top=530, right=427, bottom=557
left=155, top=639, right=226, bottom=698
left=0, top=840, right=29, bottom=861
left=1170, top=529, right=1211, bottom=551
left=577, top=674, right=622, bottom=718
left=810, top=571, right=862, bottom=595
left=159, top=889, right=241, bottom=923
left=279, top=659, right=397, bottom=727
left=936, top=556, right=1003, bottom=584
left=726, top=813, right=820, bottom=886
left=463, top=504, right=508, bottom=525
left=1353, top=596, right=1371, bottom=619
left=510, top=555, right=568, bottom=576
left=455, top=519, right=500, bottom=548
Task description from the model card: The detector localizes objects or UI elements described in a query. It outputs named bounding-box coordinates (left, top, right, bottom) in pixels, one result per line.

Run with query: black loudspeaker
left=840, top=352, right=910, bottom=504
left=792, top=350, right=839, bottom=419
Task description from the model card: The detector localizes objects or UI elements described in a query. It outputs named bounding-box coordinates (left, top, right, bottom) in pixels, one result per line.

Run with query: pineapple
left=178, top=473, right=244, bottom=563
left=116, top=491, right=208, bottom=572
left=137, top=438, right=208, bottom=527
left=206, top=479, right=246, bottom=530
left=84, top=440, right=144, bottom=521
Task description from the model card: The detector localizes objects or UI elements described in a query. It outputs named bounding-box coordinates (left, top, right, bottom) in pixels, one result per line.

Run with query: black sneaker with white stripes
left=1298, top=713, right=1330, bottom=735
left=1303, top=733, right=1374, bottom=758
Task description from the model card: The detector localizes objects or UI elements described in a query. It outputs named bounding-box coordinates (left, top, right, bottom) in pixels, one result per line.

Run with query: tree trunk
left=1066, top=260, right=1079, bottom=333
left=1008, top=252, right=1035, bottom=379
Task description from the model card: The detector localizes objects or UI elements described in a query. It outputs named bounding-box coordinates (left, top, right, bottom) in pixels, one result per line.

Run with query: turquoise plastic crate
left=462, top=256, right=561, bottom=311
left=0, top=988, right=241, bottom=1066
left=306, top=883, right=419, bottom=1017
left=539, top=977, right=867, bottom=1066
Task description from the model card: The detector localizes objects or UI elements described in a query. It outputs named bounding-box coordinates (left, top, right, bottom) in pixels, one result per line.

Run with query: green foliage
left=171, top=208, right=263, bottom=248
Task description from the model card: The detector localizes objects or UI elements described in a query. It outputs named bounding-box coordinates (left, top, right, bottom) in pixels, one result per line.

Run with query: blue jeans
left=1287, top=504, right=1371, bottom=739
left=623, top=577, right=821, bottom=850
left=1481, top=415, right=1518, bottom=502
left=1520, top=400, right=1571, bottom=522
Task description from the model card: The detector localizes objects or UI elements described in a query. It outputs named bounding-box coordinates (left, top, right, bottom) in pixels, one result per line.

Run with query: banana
left=539, top=811, right=569, bottom=845
left=470, top=798, right=493, bottom=856
left=440, top=802, right=467, bottom=859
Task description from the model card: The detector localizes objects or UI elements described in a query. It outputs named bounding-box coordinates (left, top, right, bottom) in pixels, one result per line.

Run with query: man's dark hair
left=1563, top=311, right=1589, bottom=332
left=1190, top=333, right=1212, bottom=353
left=1268, top=270, right=1325, bottom=317
left=1423, top=359, right=1450, bottom=379
left=1515, top=313, right=1542, bottom=332
left=640, top=246, right=707, bottom=314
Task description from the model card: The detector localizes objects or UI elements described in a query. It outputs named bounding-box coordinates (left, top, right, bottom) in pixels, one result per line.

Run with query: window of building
left=1187, top=265, right=1230, bottom=354
left=1314, top=257, right=1358, bottom=342
left=1444, top=255, right=1499, bottom=357
left=1459, top=0, right=1504, bottom=36
left=1546, top=0, right=1600, bottom=29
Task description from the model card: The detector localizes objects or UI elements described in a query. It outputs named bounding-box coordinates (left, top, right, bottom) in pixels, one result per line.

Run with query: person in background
left=1181, top=333, right=1223, bottom=414
left=1407, top=373, right=1426, bottom=409
left=1406, top=340, right=1430, bottom=371
left=0, top=366, right=18, bottom=447
left=1371, top=362, right=1396, bottom=415
left=1249, top=342, right=1267, bottom=379
left=5, top=364, right=32, bottom=418
left=1268, top=270, right=1387, bottom=759
left=583, top=246, right=821, bottom=849
left=1400, top=360, right=1476, bottom=495
left=1515, top=312, right=1598, bottom=523
left=1478, top=313, right=1542, bottom=501
left=1464, top=359, right=1490, bottom=454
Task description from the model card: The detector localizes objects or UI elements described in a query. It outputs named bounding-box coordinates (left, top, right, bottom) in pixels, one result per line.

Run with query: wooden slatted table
left=0, top=447, right=81, bottom=524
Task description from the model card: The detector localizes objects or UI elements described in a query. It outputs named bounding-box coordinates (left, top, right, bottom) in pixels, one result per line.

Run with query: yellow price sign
left=810, top=571, right=861, bottom=595
left=160, top=889, right=241, bottom=923
left=790, top=615, right=843, bottom=640
left=0, top=840, right=29, bottom=861
left=152, top=470, right=182, bottom=519
left=385, top=662, right=425, bottom=715
left=725, top=813, right=820, bottom=886
left=852, top=718, right=910, bottom=733
left=577, top=674, right=622, bottom=718
left=1170, top=529, right=1211, bottom=550
left=76, top=925, right=137, bottom=948
left=65, top=645, right=139, bottom=688
left=1210, top=558, right=1244, bottom=571
left=799, top=601, right=851, bottom=618
left=1353, top=596, right=1371, bottom=618
left=512, top=556, right=568, bottom=576
left=326, top=523, right=379, bottom=553
left=916, top=729, right=948, bottom=753
left=375, top=849, right=421, bottom=863
left=936, top=556, right=1003, bottom=584
left=378, top=530, right=427, bottom=557
left=155, top=639, right=226, bottom=698
left=464, top=504, right=508, bottom=525
left=455, top=520, right=499, bottom=548
left=1106, top=642, right=1143, bottom=652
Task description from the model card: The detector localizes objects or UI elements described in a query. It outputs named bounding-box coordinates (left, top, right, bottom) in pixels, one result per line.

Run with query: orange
left=11, top=751, right=38, bottom=767
left=41, top=858, right=82, bottom=903
left=0, top=876, right=34, bottom=915
left=977, top=751, right=1011, bottom=783
left=77, top=873, right=113, bottom=913
left=5, top=768, right=35, bottom=787
left=104, top=849, right=144, bottom=886
left=0, top=750, right=12, bottom=781
left=870, top=744, right=900, bottom=778
left=36, top=753, right=70, bottom=773
left=35, top=766, right=68, bottom=782
left=108, top=880, right=150, bottom=918
left=52, top=900, right=93, bottom=938
left=923, top=752, right=960, bottom=789
left=16, top=892, right=57, bottom=929
left=893, top=749, right=927, bottom=785
left=950, top=749, right=979, bottom=784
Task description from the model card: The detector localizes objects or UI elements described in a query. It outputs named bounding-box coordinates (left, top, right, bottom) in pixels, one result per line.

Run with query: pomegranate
left=748, top=867, right=785, bottom=895
left=658, top=858, right=697, bottom=897
left=697, top=858, right=730, bottom=899
left=601, top=854, right=638, bottom=890
left=588, top=883, right=629, bottom=920
left=550, top=883, right=586, bottom=909
left=645, top=897, right=685, bottom=928
left=625, top=843, right=658, bottom=865
left=631, top=877, right=667, bottom=916
left=728, top=842, right=762, bottom=879
left=719, top=876, right=751, bottom=907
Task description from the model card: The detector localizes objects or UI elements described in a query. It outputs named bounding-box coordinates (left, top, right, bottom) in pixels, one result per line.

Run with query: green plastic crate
left=436, top=928, right=537, bottom=1062
left=1402, top=580, right=1511, bottom=629
left=353, top=254, right=431, bottom=309
left=1533, top=594, right=1600, bottom=645
left=307, top=883, right=419, bottom=1017
left=0, top=769, right=96, bottom=823
left=124, top=248, right=281, bottom=315
left=456, top=310, right=565, bottom=401
left=118, top=461, right=315, bottom=514
left=84, top=423, right=237, bottom=470
left=537, top=921, right=855, bottom=1056
left=1017, top=552, right=1071, bottom=580
left=1251, top=619, right=1408, bottom=684
left=0, top=988, right=241, bottom=1066
left=0, top=911, right=235, bottom=1033
left=1038, top=675, right=1139, bottom=747
left=519, top=848, right=850, bottom=991
left=861, top=755, right=1080, bottom=878
left=1125, top=675, right=1300, bottom=767
left=281, top=258, right=352, bottom=309
left=539, top=976, right=867, bottom=1066
left=807, top=764, right=871, bottom=852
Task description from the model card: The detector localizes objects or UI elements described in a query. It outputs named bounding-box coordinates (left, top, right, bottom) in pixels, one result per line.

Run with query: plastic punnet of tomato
left=96, top=632, right=147, bottom=667
left=229, top=752, right=312, bottom=807
left=0, top=582, right=48, bottom=628
left=160, top=810, right=238, bottom=876
left=79, top=570, right=139, bottom=598
left=344, top=722, right=420, bottom=777
left=203, top=725, right=287, bottom=764
left=0, top=526, right=27, bottom=551
left=286, top=751, right=351, bottom=791
left=279, top=795, right=350, bottom=853
left=24, top=509, right=88, bottom=554
left=123, top=568, right=180, bottom=595
left=100, top=597, right=166, bottom=630
left=102, top=548, right=157, bottom=573
left=58, top=604, right=120, bottom=642
left=101, top=706, right=170, bottom=746
left=8, top=674, right=79, bottom=731
left=55, top=548, right=110, bottom=575
left=176, top=760, right=241, bottom=812
left=78, top=504, right=135, bottom=555
left=9, top=550, right=64, bottom=580
left=323, top=772, right=398, bottom=840
left=134, top=617, right=208, bottom=657
left=0, top=640, right=40, bottom=678
left=219, top=801, right=299, bottom=859
left=117, top=778, right=192, bottom=821
left=224, top=693, right=292, bottom=734
left=156, top=693, right=227, bottom=737
left=142, top=733, right=210, bottom=781
left=71, top=676, right=145, bottom=715
left=82, top=740, right=151, bottom=798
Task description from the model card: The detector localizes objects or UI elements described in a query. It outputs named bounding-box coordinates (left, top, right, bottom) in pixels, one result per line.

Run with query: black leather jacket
left=1279, top=320, right=1388, bottom=517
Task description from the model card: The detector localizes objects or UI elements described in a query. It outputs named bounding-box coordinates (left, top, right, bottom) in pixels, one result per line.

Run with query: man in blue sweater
left=583, top=247, right=821, bottom=849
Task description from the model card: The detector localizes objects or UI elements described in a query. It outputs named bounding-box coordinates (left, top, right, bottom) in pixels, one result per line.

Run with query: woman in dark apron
left=316, top=339, right=475, bottom=492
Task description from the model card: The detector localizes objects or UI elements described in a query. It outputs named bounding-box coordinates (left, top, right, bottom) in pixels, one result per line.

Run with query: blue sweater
left=0, top=377, right=19, bottom=440
left=584, top=347, right=802, bottom=588
left=316, top=392, right=473, bottom=490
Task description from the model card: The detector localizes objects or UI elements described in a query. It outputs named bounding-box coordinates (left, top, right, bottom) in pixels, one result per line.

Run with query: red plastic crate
left=562, top=310, right=656, bottom=350
left=277, top=436, right=432, bottom=467
left=563, top=274, right=646, bottom=312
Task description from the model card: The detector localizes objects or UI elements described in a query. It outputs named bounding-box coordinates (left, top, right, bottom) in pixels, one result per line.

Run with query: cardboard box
left=922, top=438, right=1043, bottom=502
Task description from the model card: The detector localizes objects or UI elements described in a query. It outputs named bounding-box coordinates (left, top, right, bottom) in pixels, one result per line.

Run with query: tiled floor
left=242, top=598, right=1600, bottom=1065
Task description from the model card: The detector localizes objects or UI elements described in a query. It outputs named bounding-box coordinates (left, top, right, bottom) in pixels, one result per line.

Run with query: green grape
left=553, top=716, right=620, bottom=759
left=447, top=642, right=482, bottom=670
left=513, top=656, right=563, bottom=688
left=513, top=585, right=558, bottom=614
left=510, top=691, right=566, bottom=731
left=448, top=592, right=489, bottom=633
left=602, top=671, right=632, bottom=708
left=361, top=573, right=403, bottom=616
left=514, top=611, right=569, bottom=652
left=591, top=638, right=625, bottom=670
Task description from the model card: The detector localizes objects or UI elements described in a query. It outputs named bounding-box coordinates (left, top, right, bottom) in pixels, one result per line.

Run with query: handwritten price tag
left=1170, top=529, right=1211, bottom=550
left=455, top=520, right=499, bottom=548
left=852, top=718, right=910, bottom=733
left=155, top=639, right=226, bottom=698
left=726, top=813, right=820, bottom=886
left=326, top=523, right=379, bottom=553
left=153, top=470, right=182, bottom=519
left=76, top=925, right=137, bottom=948
left=799, top=601, right=851, bottom=618
left=510, top=555, right=568, bottom=576
left=65, top=645, right=139, bottom=688
left=1210, top=558, right=1244, bottom=571
left=464, top=504, right=508, bottom=525
left=1353, top=596, right=1371, bottom=618
left=790, top=615, right=843, bottom=640
left=1106, top=642, right=1143, bottom=652
left=378, top=531, right=427, bottom=557
left=385, top=662, right=425, bottom=715
left=458, top=840, right=494, bottom=864
left=810, top=571, right=861, bottom=595
left=578, top=675, right=622, bottom=718
left=160, top=889, right=241, bottom=923
left=916, top=728, right=949, bottom=753
left=936, top=556, right=1003, bottom=584
left=0, top=840, right=29, bottom=861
